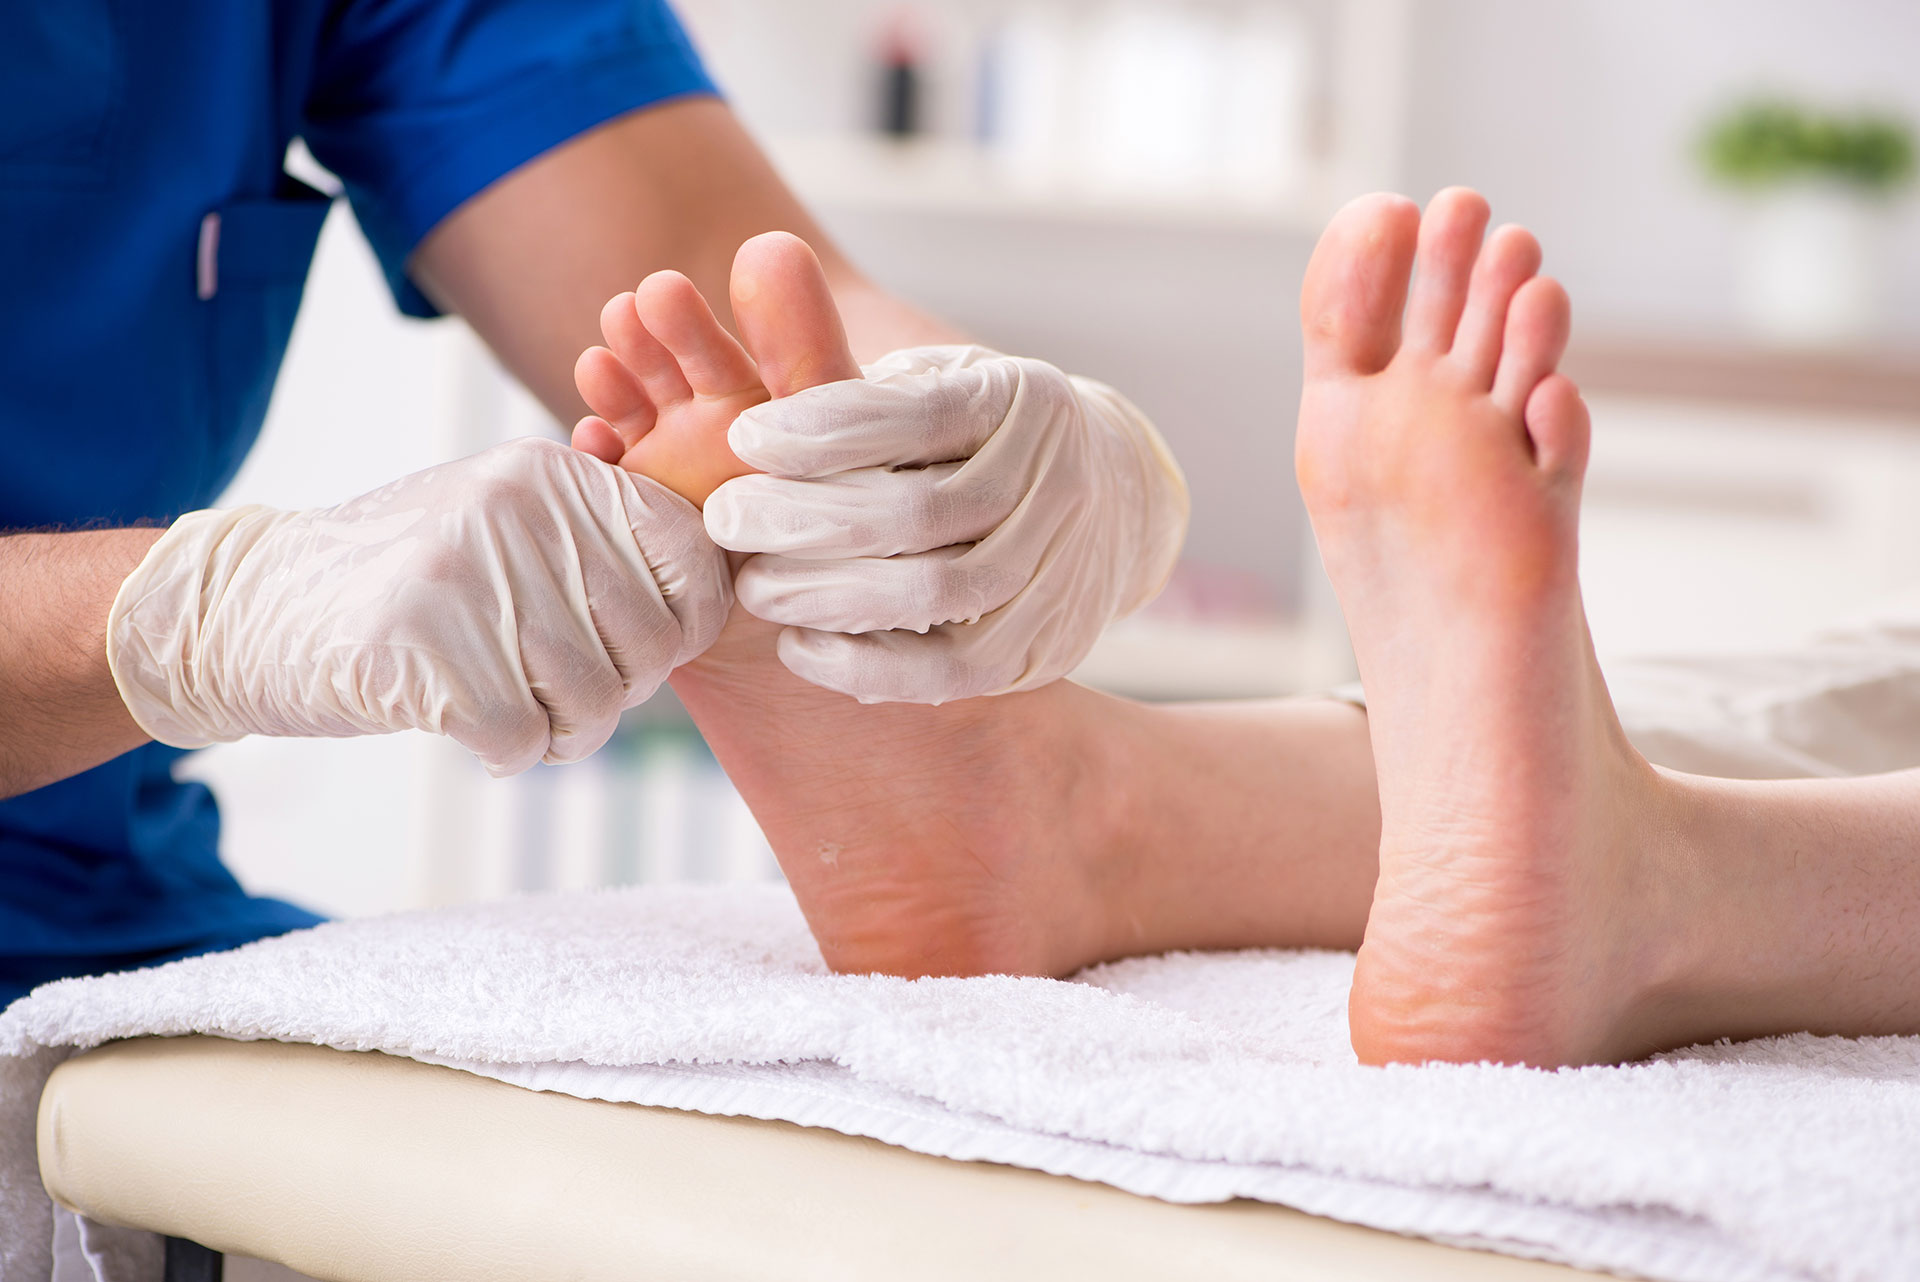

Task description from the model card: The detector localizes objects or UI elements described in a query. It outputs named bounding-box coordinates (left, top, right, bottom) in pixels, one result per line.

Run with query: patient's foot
left=571, top=267, right=763, bottom=502
left=574, top=235, right=1132, bottom=978
left=1296, top=189, right=1688, bottom=1067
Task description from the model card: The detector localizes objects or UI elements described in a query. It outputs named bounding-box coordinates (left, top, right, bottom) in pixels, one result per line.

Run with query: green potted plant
left=1700, top=99, right=1914, bottom=346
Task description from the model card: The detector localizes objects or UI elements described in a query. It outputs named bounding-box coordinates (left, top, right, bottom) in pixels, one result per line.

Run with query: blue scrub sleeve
left=301, top=0, right=717, bottom=317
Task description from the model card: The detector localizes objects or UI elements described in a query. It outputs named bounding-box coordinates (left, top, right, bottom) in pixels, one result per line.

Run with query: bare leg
left=1297, top=188, right=1920, bottom=1067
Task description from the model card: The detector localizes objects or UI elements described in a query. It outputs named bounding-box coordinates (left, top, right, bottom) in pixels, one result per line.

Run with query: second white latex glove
left=108, top=438, right=730, bottom=775
left=704, top=345, right=1189, bottom=703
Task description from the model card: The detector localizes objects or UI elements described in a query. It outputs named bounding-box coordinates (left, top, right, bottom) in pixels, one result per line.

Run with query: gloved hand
left=703, top=345, right=1189, bottom=703
left=108, top=437, right=730, bottom=775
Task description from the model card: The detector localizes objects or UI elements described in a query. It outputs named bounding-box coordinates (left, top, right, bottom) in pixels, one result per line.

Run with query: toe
left=600, top=291, right=693, bottom=408
left=1300, top=193, right=1421, bottom=380
left=632, top=270, right=764, bottom=399
left=1491, top=275, right=1572, bottom=419
left=1524, top=373, right=1590, bottom=480
left=571, top=415, right=628, bottom=465
left=1404, top=187, right=1490, bottom=354
left=1452, top=225, right=1544, bottom=387
left=574, top=345, right=656, bottom=449
left=731, top=232, right=864, bottom=397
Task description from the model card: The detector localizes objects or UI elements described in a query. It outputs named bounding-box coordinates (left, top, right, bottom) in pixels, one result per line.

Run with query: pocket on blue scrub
left=199, top=181, right=335, bottom=498
left=0, top=0, right=119, bottom=180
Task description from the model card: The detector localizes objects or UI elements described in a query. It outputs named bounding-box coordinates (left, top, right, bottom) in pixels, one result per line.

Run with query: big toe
left=731, top=232, right=863, bottom=397
left=1300, top=193, right=1421, bottom=380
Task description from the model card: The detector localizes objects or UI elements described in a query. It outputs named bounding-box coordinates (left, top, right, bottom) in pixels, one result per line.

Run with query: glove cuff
left=1068, top=374, right=1192, bottom=617
left=107, top=505, right=289, bottom=749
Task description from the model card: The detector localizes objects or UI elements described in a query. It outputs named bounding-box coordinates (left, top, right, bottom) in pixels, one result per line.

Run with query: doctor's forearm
left=0, top=529, right=161, bottom=799
left=820, top=270, right=970, bottom=364
left=408, top=97, right=969, bottom=423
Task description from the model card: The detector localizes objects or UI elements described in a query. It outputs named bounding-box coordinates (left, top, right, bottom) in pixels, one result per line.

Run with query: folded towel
left=4, top=884, right=1916, bottom=1282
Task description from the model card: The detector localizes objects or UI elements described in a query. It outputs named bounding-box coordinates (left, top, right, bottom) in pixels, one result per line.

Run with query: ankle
left=1604, top=766, right=1740, bottom=1055
left=1016, top=685, right=1149, bottom=973
left=904, top=682, right=1144, bottom=977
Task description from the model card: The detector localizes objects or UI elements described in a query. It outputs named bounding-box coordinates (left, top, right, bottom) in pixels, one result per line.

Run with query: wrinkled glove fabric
left=107, top=438, right=731, bottom=776
left=706, top=345, right=1190, bottom=703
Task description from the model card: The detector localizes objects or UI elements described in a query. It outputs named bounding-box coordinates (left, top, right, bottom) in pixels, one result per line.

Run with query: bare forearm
left=0, top=529, right=162, bottom=798
left=1089, top=692, right=1382, bottom=958
left=825, top=273, right=969, bottom=364
left=411, top=97, right=971, bottom=422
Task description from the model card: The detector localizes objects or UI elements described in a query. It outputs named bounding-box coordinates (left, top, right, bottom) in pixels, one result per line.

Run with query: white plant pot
left=1738, top=182, right=1888, bottom=347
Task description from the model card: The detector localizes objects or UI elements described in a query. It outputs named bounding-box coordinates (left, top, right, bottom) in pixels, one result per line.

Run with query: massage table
left=36, top=1036, right=1608, bottom=1282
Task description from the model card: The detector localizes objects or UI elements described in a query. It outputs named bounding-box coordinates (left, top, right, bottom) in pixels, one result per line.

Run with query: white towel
left=4, top=883, right=1916, bottom=1282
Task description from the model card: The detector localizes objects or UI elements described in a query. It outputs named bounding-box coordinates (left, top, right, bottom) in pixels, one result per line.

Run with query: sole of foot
left=1296, top=188, right=1690, bottom=1068
left=575, top=233, right=1133, bottom=980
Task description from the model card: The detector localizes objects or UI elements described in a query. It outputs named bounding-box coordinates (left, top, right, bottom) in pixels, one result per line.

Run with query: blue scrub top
left=0, top=0, right=716, bottom=1007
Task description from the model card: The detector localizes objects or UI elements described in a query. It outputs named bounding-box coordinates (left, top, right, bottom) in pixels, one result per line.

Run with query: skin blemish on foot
left=817, top=841, right=843, bottom=869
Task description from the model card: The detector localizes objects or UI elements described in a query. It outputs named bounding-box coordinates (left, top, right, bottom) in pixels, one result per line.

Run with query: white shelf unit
left=687, top=0, right=1413, bottom=234
left=1070, top=615, right=1354, bottom=702
left=762, top=133, right=1332, bottom=234
left=1579, top=394, right=1920, bottom=664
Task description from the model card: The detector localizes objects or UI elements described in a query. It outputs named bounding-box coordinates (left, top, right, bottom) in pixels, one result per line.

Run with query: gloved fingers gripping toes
left=726, top=351, right=1024, bottom=477
left=770, top=547, right=1111, bottom=703
left=525, top=626, right=626, bottom=767
left=509, top=448, right=729, bottom=768
left=732, top=545, right=1030, bottom=635
left=472, top=453, right=627, bottom=770
left=109, top=437, right=729, bottom=783
left=727, top=455, right=1064, bottom=633
left=468, top=725, right=553, bottom=779
left=538, top=699, right=625, bottom=768
left=615, top=470, right=734, bottom=669
left=703, top=462, right=1015, bottom=560
left=442, top=675, right=554, bottom=779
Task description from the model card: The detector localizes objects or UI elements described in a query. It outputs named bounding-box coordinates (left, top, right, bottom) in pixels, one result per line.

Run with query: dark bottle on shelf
left=876, top=11, right=922, bottom=138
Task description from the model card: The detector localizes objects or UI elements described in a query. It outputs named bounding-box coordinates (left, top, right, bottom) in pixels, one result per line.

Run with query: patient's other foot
left=575, top=234, right=1133, bottom=978
left=1296, top=189, right=1689, bottom=1068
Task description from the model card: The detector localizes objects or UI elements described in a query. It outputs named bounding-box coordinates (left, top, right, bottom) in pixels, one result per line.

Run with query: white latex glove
left=704, top=345, right=1189, bottom=703
left=108, top=438, right=730, bottom=776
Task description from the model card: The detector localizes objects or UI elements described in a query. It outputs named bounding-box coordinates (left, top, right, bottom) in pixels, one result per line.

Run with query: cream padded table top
left=38, top=1037, right=1602, bottom=1282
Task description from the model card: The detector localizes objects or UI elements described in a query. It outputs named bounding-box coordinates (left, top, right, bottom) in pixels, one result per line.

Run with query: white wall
left=1403, top=0, right=1920, bottom=340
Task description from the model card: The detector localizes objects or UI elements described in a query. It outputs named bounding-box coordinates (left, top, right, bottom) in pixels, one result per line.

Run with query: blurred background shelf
left=1565, top=336, right=1920, bottom=419
left=1071, top=616, right=1351, bottom=702
left=764, top=134, right=1336, bottom=232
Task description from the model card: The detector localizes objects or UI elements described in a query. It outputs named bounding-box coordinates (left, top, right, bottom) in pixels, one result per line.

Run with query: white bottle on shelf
left=984, top=5, right=1077, bottom=193
left=1076, top=2, right=1222, bottom=200
left=1219, top=6, right=1313, bottom=204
